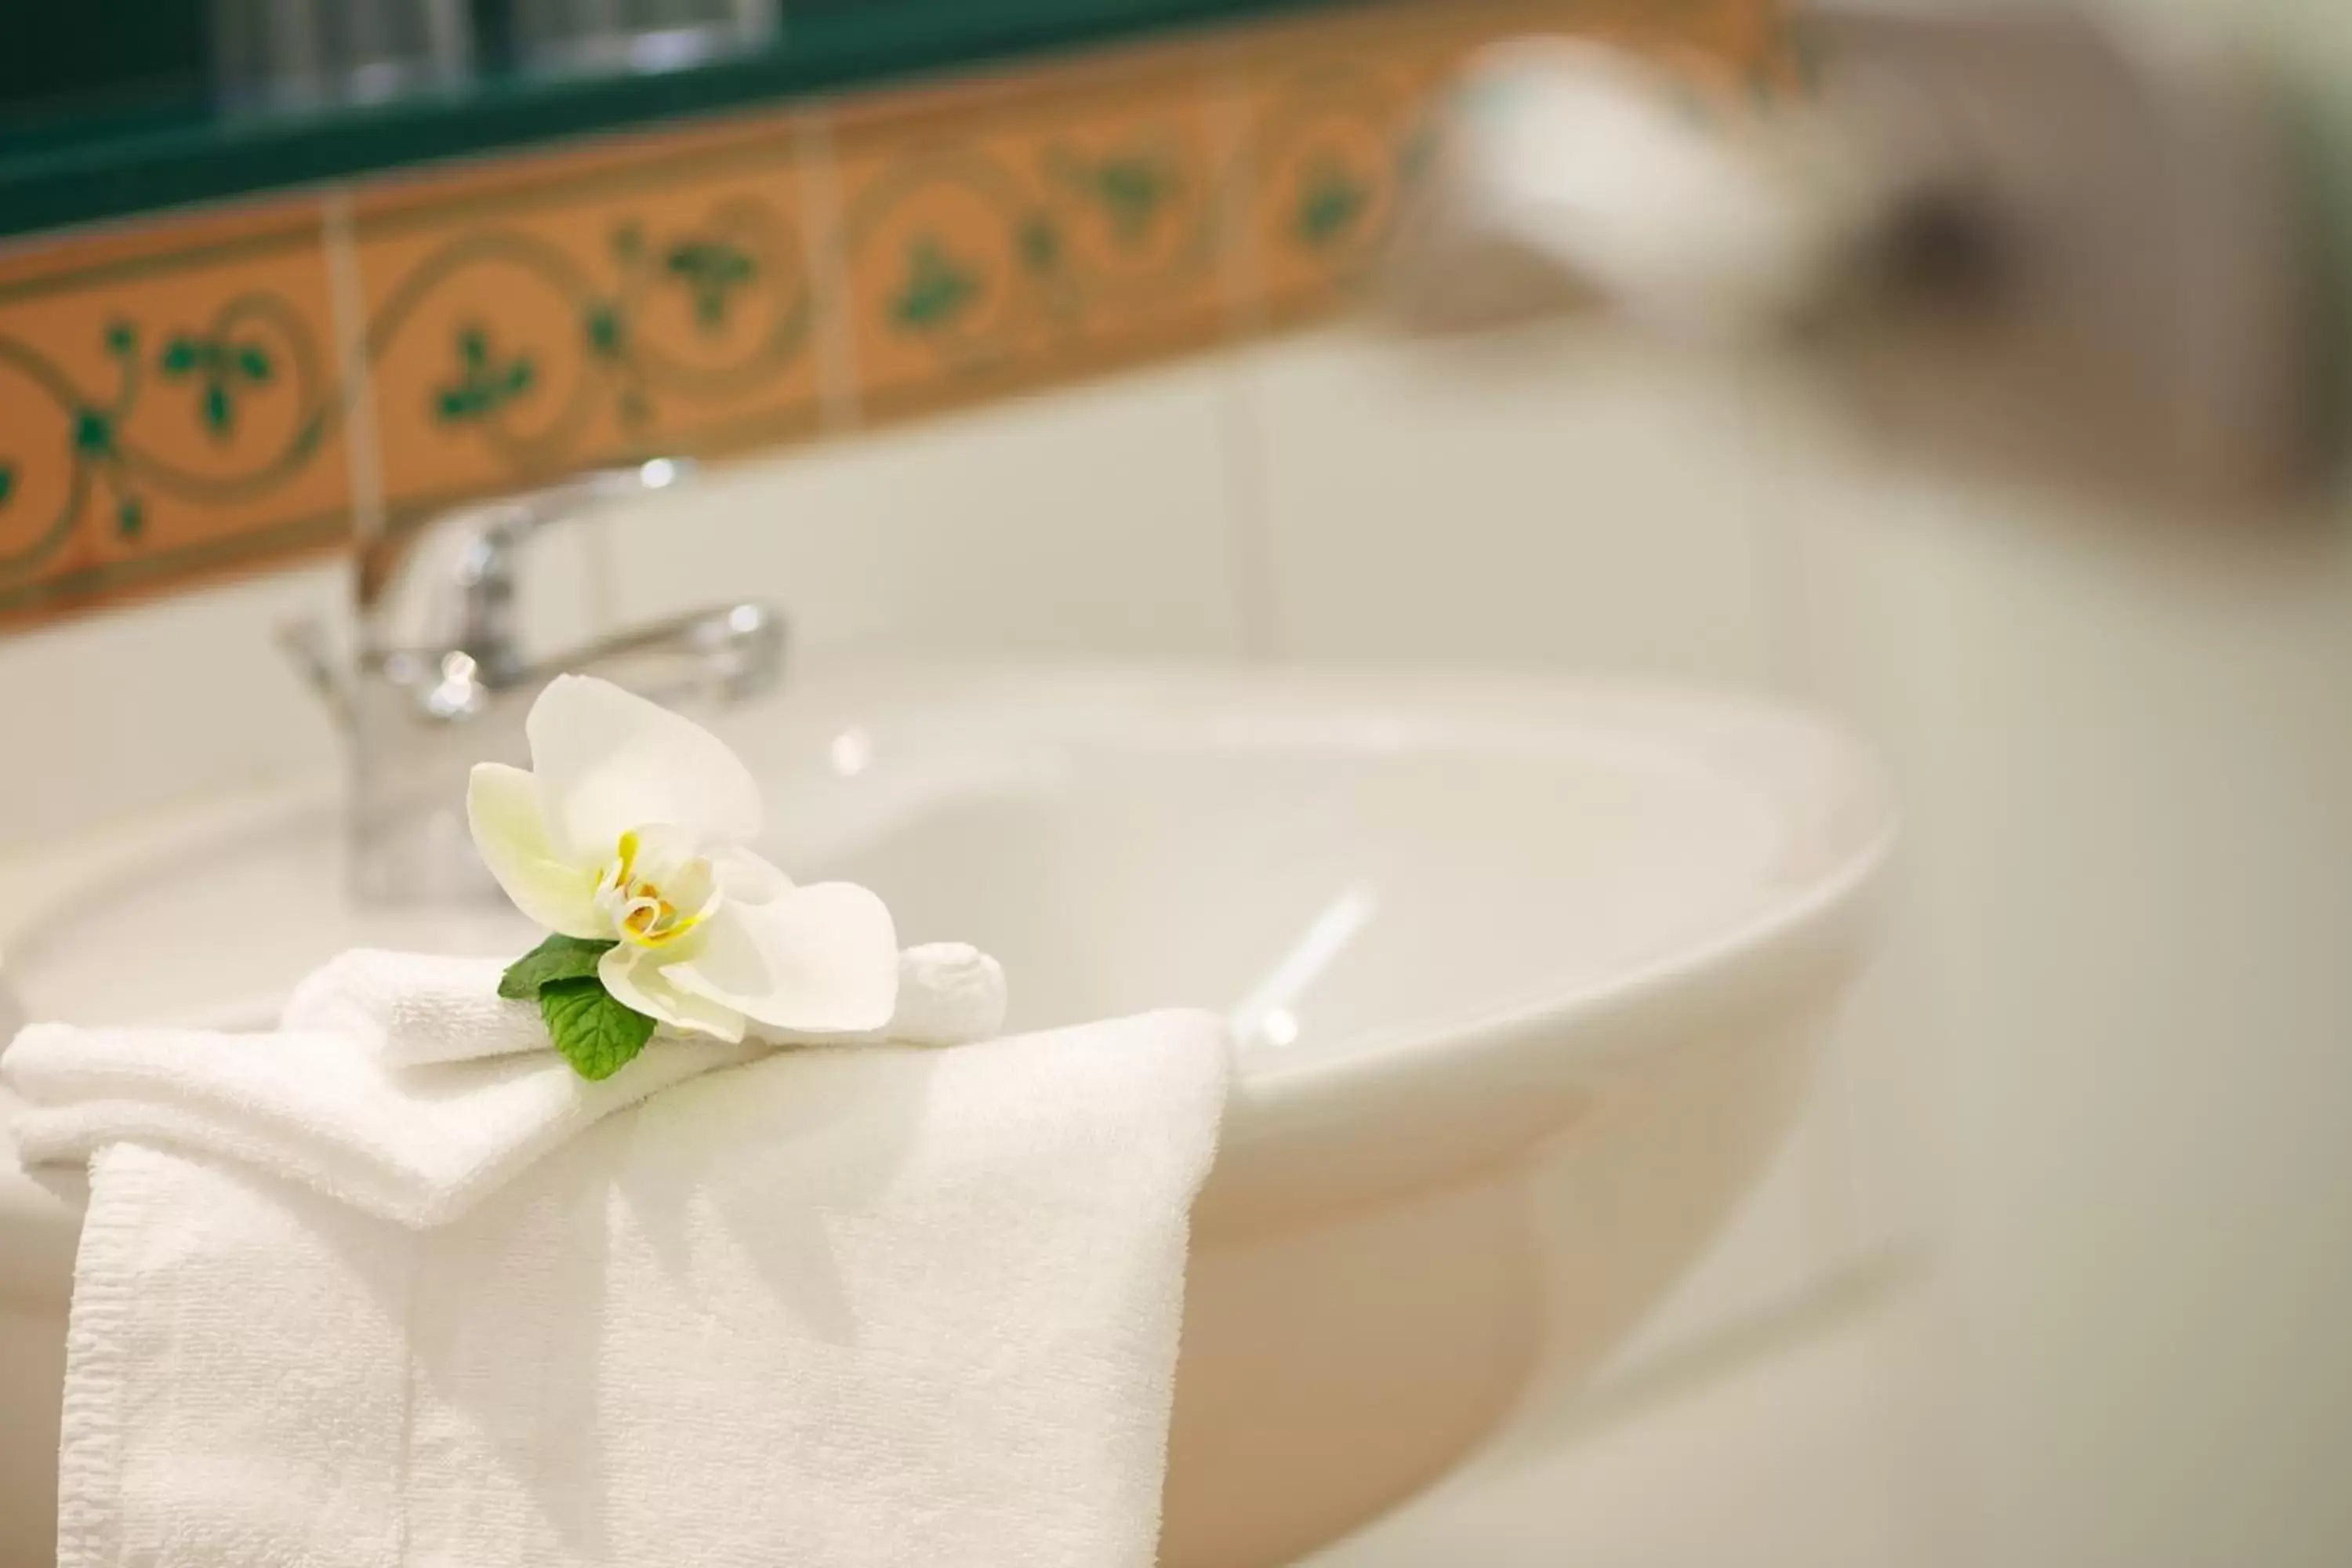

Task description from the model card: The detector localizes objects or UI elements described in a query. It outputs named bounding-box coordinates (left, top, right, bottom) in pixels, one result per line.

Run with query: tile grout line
left=1214, top=362, right=1284, bottom=662
left=793, top=104, right=863, bottom=438
left=1731, top=350, right=1820, bottom=702
left=1210, top=42, right=1285, bottom=661
left=321, top=190, right=387, bottom=557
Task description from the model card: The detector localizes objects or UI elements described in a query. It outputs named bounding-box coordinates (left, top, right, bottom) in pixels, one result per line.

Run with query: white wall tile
left=0, top=566, right=345, bottom=853
left=1578, top=1027, right=1869, bottom=1390
left=1316, top=1292, right=1965, bottom=1568
left=1740, top=223, right=2352, bottom=1553
left=601, top=359, right=1251, bottom=661
left=1740, top=381, right=1961, bottom=1265
left=1237, top=321, right=1779, bottom=687
left=1815, top=481, right=2352, bottom=1568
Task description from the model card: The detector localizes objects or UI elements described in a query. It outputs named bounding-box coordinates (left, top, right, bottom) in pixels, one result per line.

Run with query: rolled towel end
left=884, top=944, right=1008, bottom=1047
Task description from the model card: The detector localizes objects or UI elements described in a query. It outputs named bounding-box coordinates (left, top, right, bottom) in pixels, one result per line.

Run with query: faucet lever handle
left=365, top=456, right=697, bottom=683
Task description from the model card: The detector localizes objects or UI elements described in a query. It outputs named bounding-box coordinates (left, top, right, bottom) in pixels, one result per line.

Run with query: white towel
left=5, top=1025, right=757, bottom=1227
left=8, top=941, right=1009, bottom=1228
left=19, top=1009, right=1229, bottom=1568
left=285, top=942, right=1011, bottom=1066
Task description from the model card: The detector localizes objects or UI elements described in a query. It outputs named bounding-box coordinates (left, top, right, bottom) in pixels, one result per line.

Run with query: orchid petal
left=668, top=882, right=899, bottom=1033
left=466, top=764, right=603, bottom=938
left=598, top=945, right=747, bottom=1044
left=716, top=846, right=793, bottom=905
left=526, top=675, right=763, bottom=858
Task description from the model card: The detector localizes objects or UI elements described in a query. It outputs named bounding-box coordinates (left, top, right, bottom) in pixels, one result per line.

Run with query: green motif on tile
left=115, top=497, right=143, bottom=539
left=1052, top=151, right=1180, bottom=247
left=891, top=237, right=982, bottom=333
left=434, top=325, right=538, bottom=424
left=664, top=238, right=759, bottom=332
left=583, top=299, right=655, bottom=427
left=1018, top=214, right=1062, bottom=276
left=545, top=210, right=799, bottom=434
left=158, top=329, right=277, bottom=441
left=1296, top=158, right=1371, bottom=249
left=71, top=408, right=117, bottom=459
left=361, top=205, right=811, bottom=466
left=0, top=464, right=13, bottom=508
left=584, top=302, right=628, bottom=361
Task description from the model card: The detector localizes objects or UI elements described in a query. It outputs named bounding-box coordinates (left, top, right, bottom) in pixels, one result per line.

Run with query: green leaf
left=159, top=335, right=201, bottom=376
left=499, top=932, right=618, bottom=1000
left=539, top=976, right=656, bottom=1081
left=203, top=382, right=234, bottom=437
left=236, top=343, right=274, bottom=383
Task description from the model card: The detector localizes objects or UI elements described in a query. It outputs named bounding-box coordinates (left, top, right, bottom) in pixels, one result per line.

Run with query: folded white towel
left=284, top=942, right=1009, bottom=1065
left=5, top=1025, right=756, bottom=1227
left=24, top=1009, right=1229, bottom=1568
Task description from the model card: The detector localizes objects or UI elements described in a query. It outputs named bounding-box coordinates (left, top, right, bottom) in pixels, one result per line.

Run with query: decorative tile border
left=0, top=206, right=354, bottom=617
left=0, top=0, right=1777, bottom=629
left=825, top=42, right=1245, bottom=425
left=353, top=113, right=830, bottom=531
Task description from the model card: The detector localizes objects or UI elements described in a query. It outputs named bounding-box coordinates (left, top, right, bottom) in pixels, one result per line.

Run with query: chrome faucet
left=284, top=459, right=786, bottom=905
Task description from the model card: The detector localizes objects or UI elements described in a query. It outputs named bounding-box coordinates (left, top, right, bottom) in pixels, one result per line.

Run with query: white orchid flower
left=466, top=674, right=898, bottom=1043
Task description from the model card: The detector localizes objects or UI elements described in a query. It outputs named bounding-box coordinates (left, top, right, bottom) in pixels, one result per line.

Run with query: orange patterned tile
left=0, top=201, right=350, bottom=625
left=1231, top=51, right=1427, bottom=321
left=0, top=200, right=352, bottom=624
left=827, top=41, right=1238, bottom=422
left=353, top=111, right=823, bottom=529
left=1225, top=4, right=1515, bottom=323
left=1228, top=0, right=1779, bottom=323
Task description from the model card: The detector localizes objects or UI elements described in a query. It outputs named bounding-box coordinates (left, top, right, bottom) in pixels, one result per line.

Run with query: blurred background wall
left=4, top=0, right=2351, bottom=1563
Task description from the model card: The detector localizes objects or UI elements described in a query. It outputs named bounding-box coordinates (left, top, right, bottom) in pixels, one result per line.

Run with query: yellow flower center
left=595, top=829, right=717, bottom=950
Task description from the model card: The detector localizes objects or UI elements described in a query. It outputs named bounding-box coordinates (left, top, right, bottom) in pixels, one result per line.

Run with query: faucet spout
left=282, top=459, right=788, bottom=906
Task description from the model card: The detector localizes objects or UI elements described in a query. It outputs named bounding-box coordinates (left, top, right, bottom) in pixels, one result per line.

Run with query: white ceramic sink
left=0, top=660, right=1893, bottom=1567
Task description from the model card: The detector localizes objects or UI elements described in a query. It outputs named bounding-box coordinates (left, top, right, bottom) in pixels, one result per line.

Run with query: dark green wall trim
left=0, top=0, right=1365, bottom=245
